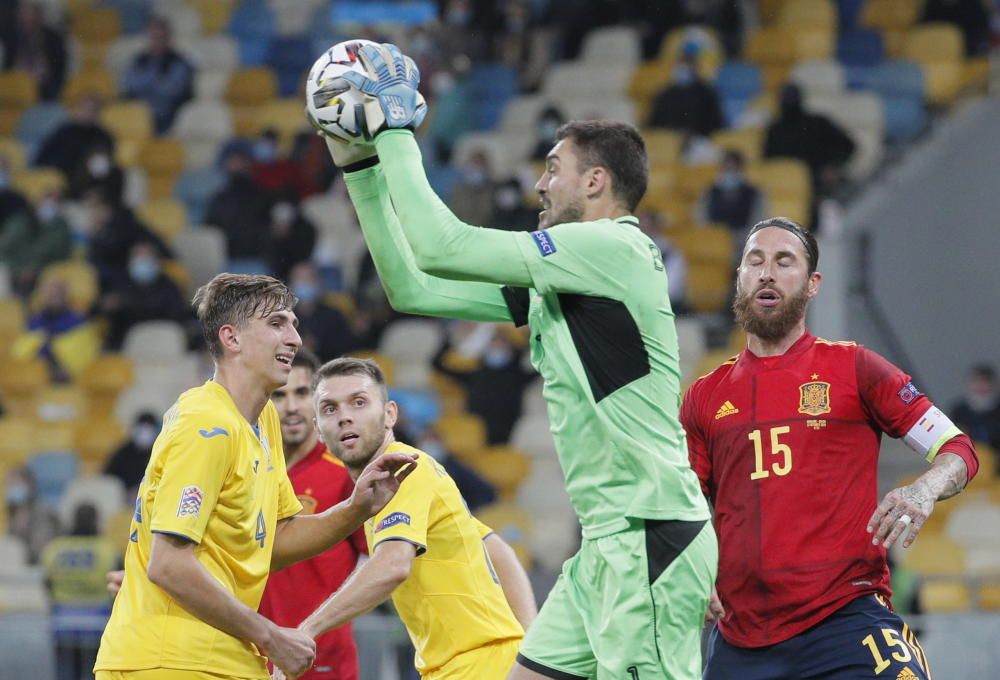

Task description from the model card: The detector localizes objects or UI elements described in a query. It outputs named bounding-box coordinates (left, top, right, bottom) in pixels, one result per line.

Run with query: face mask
left=673, top=64, right=694, bottom=86
left=464, top=168, right=487, bottom=186
left=254, top=140, right=278, bottom=163
left=719, top=170, right=742, bottom=191
left=446, top=7, right=469, bottom=24
left=411, top=35, right=432, bottom=54
left=292, top=282, right=319, bottom=304
left=272, top=202, right=295, bottom=225
left=87, top=154, right=111, bottom=178
left=431, top=71, right=455, bottom=97
left=6, top=483, right=29, bottom=506
left=132, top=424, right=158, bottom=449
left=0, top=171, right=8, bottom=190
left=966, top=394, right=997, bottom=413
left=495, top=187, right=521, bottom=211
left=129, top=256, right=160, bottom=284
left=37, top=198, right=59, bottom=222
left=539, top=120, right=560, bottom=140
left=483, top=348, right=512, bottom=368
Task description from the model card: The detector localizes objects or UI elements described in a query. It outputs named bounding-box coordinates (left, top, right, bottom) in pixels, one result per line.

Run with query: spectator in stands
left=252, top=129, right=318, bottom=200
left=414, top=427, right=497, bottom=511
left=99, top=241, right=190, bottom=350
left=489, top=178, right=537, bottom=231
left=696, top=149, right=765, bottom=241
left=104, top=412, right=160, bottom=496
left=921, top=0, right=991, bottom=56
left=764, top=83, right=856, bottom=193
left=42, top=502, right=118, bottom=680
left=0, top=185, right=71, bottom=295
left=26, top=277, right=87, bottom=382
left=0, top=2, right=67, bottom=100
left=121, top=17, right=194, bottom=134
left=0, top=156, right=30, bottom=226
left=530, top=105, right=566, bottom=161
left=647, top=42, right=724, bottom=138
left=432, top=322, right=536, bottom=445
left=69, top=143, right=125, bottom=205
left=84, top=188, right=171, bottom=292
left=450, top=149, right=497, bottom=227
left=950, top=363, right=1000, bottom=454
left=426, top=55, right=476, bottom=163
left=637, top=209, right=688, bottom=314
left=34, top=93, right=114, bottom=185
left=6, top=466, right=60, bottom=564
left=287, top=260, right=361, bottom=361
left=204, top=142, right=272, bottom=265
left=683, top=0, right=745, bottom=57
left=265, top=197, right=317, bottom=282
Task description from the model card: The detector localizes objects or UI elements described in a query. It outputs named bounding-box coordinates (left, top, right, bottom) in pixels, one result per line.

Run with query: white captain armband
left=903, top=406, right=962, bottom=463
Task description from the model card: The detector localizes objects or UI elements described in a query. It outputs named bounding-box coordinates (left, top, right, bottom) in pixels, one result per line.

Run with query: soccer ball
left=306, top=39, right=378, bottom=145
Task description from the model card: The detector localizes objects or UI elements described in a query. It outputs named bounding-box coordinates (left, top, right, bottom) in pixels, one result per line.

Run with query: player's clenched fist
left=259, top=625, right=316, bottom=680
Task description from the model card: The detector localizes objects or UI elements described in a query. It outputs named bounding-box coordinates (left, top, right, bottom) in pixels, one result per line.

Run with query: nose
left=287, top=324, right=302, bottom=349
left=534, top=172, right=548, bottom=196
left=337, top=412, right=353, bottom=428
left=757, top=260, right=777, bottom=283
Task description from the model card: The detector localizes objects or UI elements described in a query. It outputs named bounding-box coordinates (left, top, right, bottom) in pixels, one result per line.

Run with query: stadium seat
left=11, top=167, right=65, bottom=203
left=185, top=34, right=239, bottom=73
left=0, top=536, right=28, bottom=574
left=15, top=102, right=67, bottom=153
left=644, top=130, right=684, bottom=170
left=580, top=26, right=641, bottom=67
left=659, top=25, right=724, bottom=79
left=101, top=101, right=155, bottom=166
left=104, top=34, right=147, bottom=76
left=26, top=451, right=80, bottom=507
left=435, top=413, right=487, bottom=460
left=59, top=474, right=126, bottom=532
left=469, top=445, right=531, bottom=501
left=122, top=320, right=187, bottom=363
left=900, top=532, right=965, bottom=576
left=153, top=0, right=201, bottom=39
left=870, top=60, right=925, bottom=101
left=627, top=60, right=671, bottom=122
left=61, top=68, right=118, bottom=107
left=101, top=0, right=151, bottom=35
left=778, top=0, right=837, bottom=31
left=711, top=127, right=765, bottom=164
left=675, top=164, right=719, bottom=205
left=791, top=59, right=846, bottom=97
left=378, top=320, right=444, bottom=371
left=138, top=138, right=186, bottom=200
left=806, top=92, right=884, bottom=178
left=509, top=414, right=556, bottom=459
left=979, top=583, right=1000, bottom=611
left=860, top=0, right=921, bottom=36
left=751, top=159, right=811, bottom=203
left=33, top=260, right=99, bottom=314
left=37, top=384, right=85, bottom=422
left=170, top=99, right=234, bottom=168
left=172, top=227, right=226, bottom=292
left=227, top=1, right=276, bottom=66
left=744, top=26, right=798, bottom=90
left=75, top=417, right=127, bottom=471
left=0, top=139, right=27, bottom=174
left=468, top=64, right=520, bottom=131
left=78, top=354, right=135, bottom=418
left=71, top=6, right=122, bottom=44
left=226, top=67, right=279, bottom=135
left=475, top=502, right=534, bottom=567
left=901, top=24, right=964, bottom=105
left=920, top=579, right=972, bottom=613
left=137, top=198, right=188, bottom=243
left=685, top=262, right=733, bottom=313
left=670, top=226, right=735, bottom=266
left=836, top=29, right=884, bottom=69
left=452, top=132, right=531, bottom=180
left=0, top=416, right=38, bottom=465
left=33, top=419, right=75, bottom=455
left=253, top=98, right=310, bottom=149
left=267, top=36, right=313, bottom=97
left=0, top=297, right=26, bottom=357
left=0, top=357, right=49, bottom=417
left=0, top=71, right=39, bottom=111
left=189, top=0, right=235, bottom=35
left=429, top=371, right=467, bottom=416
left=715, top=61, right=763, bottom=126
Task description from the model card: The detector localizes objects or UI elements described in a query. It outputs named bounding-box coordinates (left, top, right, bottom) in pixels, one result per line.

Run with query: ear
left=384, top=399, right=398, bottom=430
left=218, top=324, right=240, bottom=355
left=584, top=166, right=609, bottom=200
left=807, top=271, right=822, bottom=299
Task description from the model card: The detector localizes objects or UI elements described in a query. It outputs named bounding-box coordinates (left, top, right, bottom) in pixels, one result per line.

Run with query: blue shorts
left=704, top=595, right=931, bottom=680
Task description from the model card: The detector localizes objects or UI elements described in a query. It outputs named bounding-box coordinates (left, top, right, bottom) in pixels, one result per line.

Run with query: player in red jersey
left=259, top=347, right=367, bottom=680
left=681, top=217, right=979, bottom=679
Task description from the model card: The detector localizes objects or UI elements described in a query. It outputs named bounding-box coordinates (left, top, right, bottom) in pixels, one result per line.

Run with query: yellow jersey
left=366, top=442, right=523, bottom=675
left=95, top=381, right=302, bottom=678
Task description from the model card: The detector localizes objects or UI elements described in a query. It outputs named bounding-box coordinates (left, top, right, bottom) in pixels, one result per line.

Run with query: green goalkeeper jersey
left=345, top=130, right=709, bottom=538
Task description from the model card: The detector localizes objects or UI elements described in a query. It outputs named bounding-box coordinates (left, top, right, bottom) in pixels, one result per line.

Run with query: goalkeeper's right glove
left=340, top=42, right=428, bottom=137
left=307, top=109, right=378, bottom=172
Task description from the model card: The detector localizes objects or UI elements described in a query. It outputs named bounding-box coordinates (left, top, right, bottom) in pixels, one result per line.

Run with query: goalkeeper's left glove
left=340, top=42, right=428, bottom=137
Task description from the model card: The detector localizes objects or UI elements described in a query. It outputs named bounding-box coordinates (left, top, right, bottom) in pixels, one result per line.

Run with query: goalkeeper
left=316, top=43, right=717, bottom=680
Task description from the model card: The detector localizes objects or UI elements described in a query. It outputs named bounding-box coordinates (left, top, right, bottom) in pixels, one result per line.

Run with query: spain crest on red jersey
left=797, top=381, right=832, bottom=416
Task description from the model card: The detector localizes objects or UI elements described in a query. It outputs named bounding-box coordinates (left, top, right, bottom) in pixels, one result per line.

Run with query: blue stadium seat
left=99, top=0, right=150, bottom=34
left=715, top=62, right=762, bottom=127
left=845, top=66, right=878, bottom=90
left=388, top=389, right=441, bottom=434
left=882, top=96, right=926, bottom=143
left=27, top=452, right=80, bottom=508
left=870, top=60, right=925, bottom=100
left=426, top=166, right=461, bottom=203
left=268, top=36, right=314, bottom=97
left=468, top=64, right=519, bottom=131
left=16, top=102, right=67, bottom=158
left=836, top=0, right=866, bottom=31
left=228, top=2, right=276, bottom=66
left=837, top=30, right=884, bottom=68
left=173, top=166, right=226, bottom=224
left=330, top=1, right=436, bottom=26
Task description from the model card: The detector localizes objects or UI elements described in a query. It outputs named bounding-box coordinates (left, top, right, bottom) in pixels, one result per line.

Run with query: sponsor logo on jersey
left=177, top=485, right=204, bottom=518
left=198, top=427, right=229, bottom=439
left=896, top=667, right=918, bottom=680
left=129, top=529, right=138, bottom=543
left=530, top=230, right=557, bottom=257
left=375, top=512, right=411, bottom=533
left=714, top=400, right=740, bottom=420
left=897, top=381, right=922, bottom=404
left=797, top=381, right=831, bottom=416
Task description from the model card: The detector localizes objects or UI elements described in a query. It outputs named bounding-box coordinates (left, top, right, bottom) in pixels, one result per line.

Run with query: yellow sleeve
left=148, top=411, right=235, bottom=543
left=473, top=517, right=494, bottom=540
left=369, top=457, right=433, bottom=556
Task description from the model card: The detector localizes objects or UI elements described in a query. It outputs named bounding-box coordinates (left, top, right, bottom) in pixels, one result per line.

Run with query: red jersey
left=681, top=332, right=978, bottom=648
left=259, top=441, right=368, bottom=679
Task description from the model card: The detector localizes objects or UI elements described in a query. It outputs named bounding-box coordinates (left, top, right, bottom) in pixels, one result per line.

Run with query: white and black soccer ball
left=306, top=39, right=378, bottom=145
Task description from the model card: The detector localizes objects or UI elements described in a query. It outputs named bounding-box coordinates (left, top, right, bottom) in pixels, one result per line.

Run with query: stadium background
left=0, top=0, right=998, bottom=677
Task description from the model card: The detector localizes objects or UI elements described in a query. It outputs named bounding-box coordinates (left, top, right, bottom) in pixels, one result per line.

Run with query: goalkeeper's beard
left=541, top=198, right=585, bottom=229
left=733, top=279, right=810, bottom=343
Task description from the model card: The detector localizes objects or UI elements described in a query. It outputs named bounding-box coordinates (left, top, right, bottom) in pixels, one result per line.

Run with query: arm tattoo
left=917, top=453, right=968, bottom=501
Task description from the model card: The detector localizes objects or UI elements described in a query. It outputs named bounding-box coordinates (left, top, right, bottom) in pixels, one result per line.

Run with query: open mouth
left=755, top=289, right=781, bottom=307
left=340, top=432, right=359, bottom=445
left=276, top=353, right=294, bottom=366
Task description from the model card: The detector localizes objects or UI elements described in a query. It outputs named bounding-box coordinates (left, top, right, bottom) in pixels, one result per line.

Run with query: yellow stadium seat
left=670, top=226, right=735, bottom=266
left=962, top=57, right=991, bottom=91
left=12, top=168, right=65, bottom=203
left=190, top=0, right=235, bottom=34
left=227, top=68, right=279, bottom=107
left=0, top=416, right=38, bottom=465
left=711, top=128, right=765, bottom=165
left=0, top=297, right=26, bottom=357
left=794, top=29, right=835, bottom=61
left=628, top=60, right=672, bottom=110
left=347, top=351, right=395, bottom=385
left=37, top=384, right=85, bottom=422
left=0, top=139, right=27, bottom=173
left=767, top=195, right=811, bottom=225
left=861, top=0, right=921, bottom=34
left=758, top=0, right=792, bottom=25
left=78, top=354, right=135, bottom=418
left=62, top=69, right=117, bottom=107
left=429, top=370, right=467, bottom=415
left=33, top=260, right=99, bottom=314
left=644, top=129, right=683, bottom=170
left=900, top=532, right=965, bottom=576
left=745, top=27, right=798, bottom=68
left=658, top=26, right=724, bottom=79
left=979, top=582, right=1000, bottom=611
left=138, top=139, right=186, bottom=200
left=919, top=579, right=972, bottom=613
left=752, top=159, right=812, bottom=201
left=138, top=199, right=188, bottom=243
left=475, top=502, right=533, bottom=567
left=901, top=24, right=966, bottom=105
left=0, top=357, right=49, bottom=417
left=255, top=98, right=310, bottom=150
left=675, top=164, right=719, bottom=204
left=323, top=292, right=357, bottom=320
left=0, top=71, right=39, bottom=110
left=101, top=101, right=154, bottom=145
left=467, top=445, right=531, bottom=501
left=778, top=0, right=836, bottom=31
left=72, top=7, right=122, bottom=45
left=686, top=261, right=733, bottom=313
left=436, top=413, right=487, bottom=459
left=75, top=417, right=127, bottom=471
left=162, top=259, right=191, bottom=293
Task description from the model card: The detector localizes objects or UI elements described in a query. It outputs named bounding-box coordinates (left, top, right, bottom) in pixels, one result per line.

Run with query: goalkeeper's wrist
left=342, top=155, right=379, bottom=173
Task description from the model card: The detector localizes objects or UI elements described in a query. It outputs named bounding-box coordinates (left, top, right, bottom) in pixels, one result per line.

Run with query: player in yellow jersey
left=94, top=274, right=417, bottom=680
left=276, top=356, right=536, bottom=680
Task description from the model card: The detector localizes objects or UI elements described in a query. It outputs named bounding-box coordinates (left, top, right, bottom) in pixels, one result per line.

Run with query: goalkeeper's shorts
left=517, top=518, right=717, bottom=680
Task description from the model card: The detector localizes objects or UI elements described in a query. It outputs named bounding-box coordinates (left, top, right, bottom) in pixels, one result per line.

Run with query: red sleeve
left=855, top=346, right=933, bottom=437
left=938, top=433, right=980, bottom=482
left=681, top=382, right=712, bottom=498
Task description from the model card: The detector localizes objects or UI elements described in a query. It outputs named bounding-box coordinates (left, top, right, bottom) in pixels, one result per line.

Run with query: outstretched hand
left=340, top=43, right=427, bottom=137
left=349, top=451, right=418, bottom=519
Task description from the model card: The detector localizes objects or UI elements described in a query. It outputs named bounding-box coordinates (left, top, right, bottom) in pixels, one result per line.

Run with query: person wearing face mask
left=426, top=56, right=475, bottom=163
left=5, top=467, right=60, bottom=565
left=35, top=93, right=115, bottom=186
left=104, top=412, right=162, bottom=495
left=70, top=145, right=126, bottom=204
left=0, top=186, right=71, bottom=294
left=100, top=240, right=190, bottom=349
left=950, top=363, right=1000, bottom=455
left=647, top=43, right=724, bottom=137
left=489, top=178, right=536, bottom=231
left=698, top=149, right=766, bottom=245
left=449, top=150, right=497, bottom=227
left=252, top=130, right=319, bottom=200
left=266, top=197, right=318, bottom=281
left=530, top=106, right=566, bottom=161
left=286, top=260, right=361, bottom=361
left=205, top=143, right=273, bottom=264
